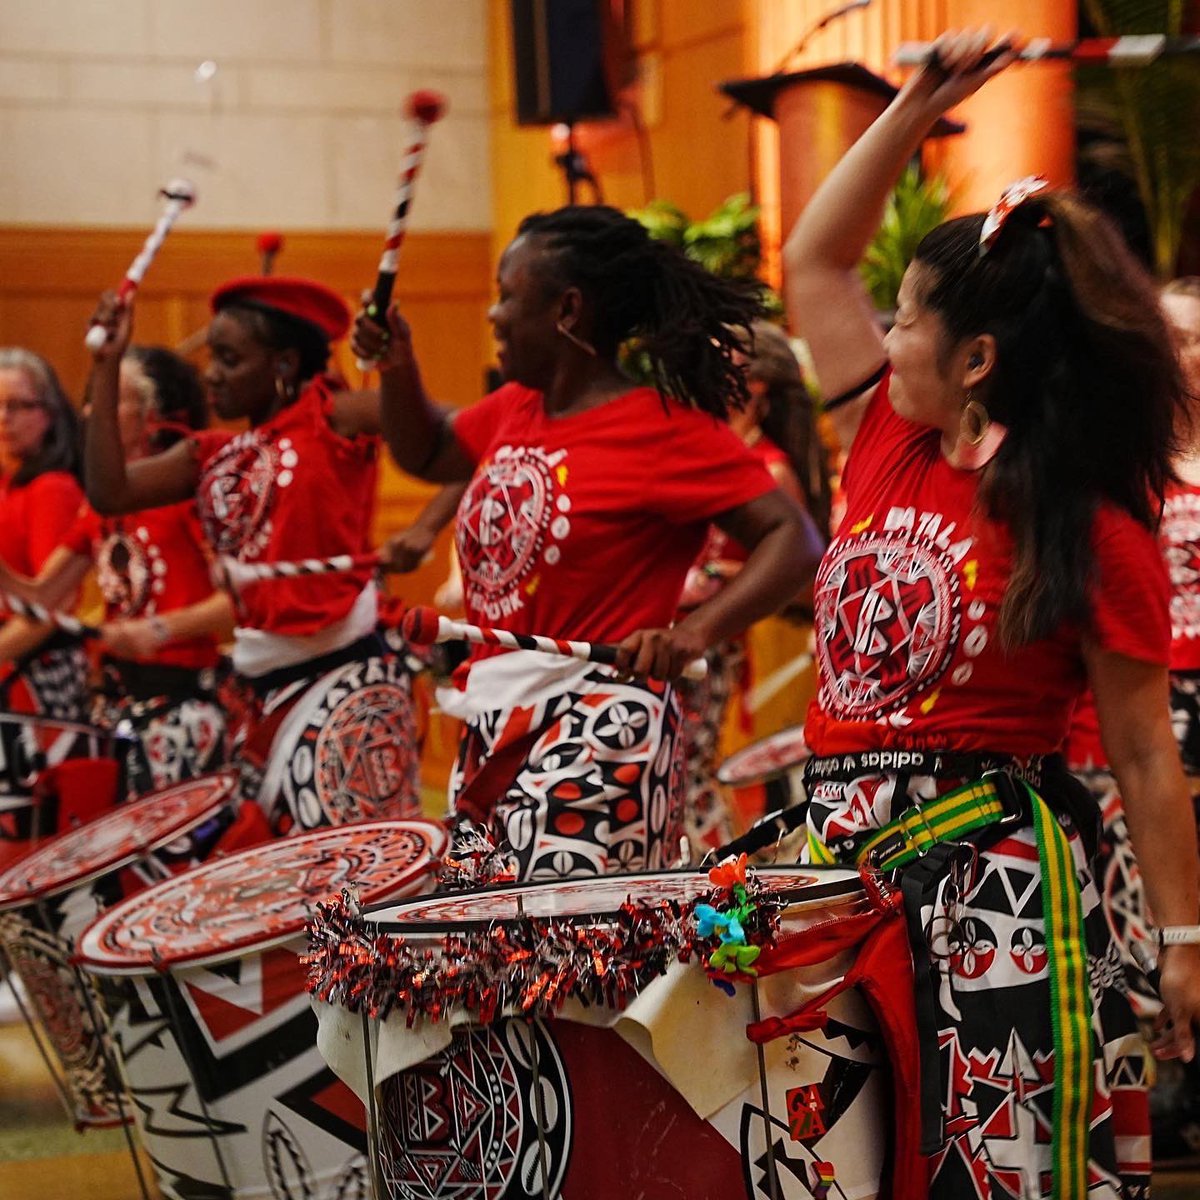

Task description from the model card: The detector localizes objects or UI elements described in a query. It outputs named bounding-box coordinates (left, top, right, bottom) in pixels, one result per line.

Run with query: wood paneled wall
left=0, top=225, right=492, bottom=587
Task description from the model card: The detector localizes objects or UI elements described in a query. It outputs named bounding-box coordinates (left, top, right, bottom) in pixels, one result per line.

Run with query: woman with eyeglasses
left=0, top=348, right=89, bottom=720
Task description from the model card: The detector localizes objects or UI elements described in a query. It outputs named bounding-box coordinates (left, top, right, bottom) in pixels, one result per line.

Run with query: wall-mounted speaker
left=510, top=0, right=630, bottom=126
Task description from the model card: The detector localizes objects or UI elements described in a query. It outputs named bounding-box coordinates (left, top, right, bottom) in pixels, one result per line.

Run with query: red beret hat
left=210, top=276, right=351, bottom=343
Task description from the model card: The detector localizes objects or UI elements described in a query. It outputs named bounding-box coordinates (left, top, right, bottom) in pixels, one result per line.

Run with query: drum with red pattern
left=715, top=725, right=810, bottom=833
left=76, top=818, right=448, bottom=1200
left=352, top=866, right=889, bottom=1200
left=0, top=772, right=238, bottom=1128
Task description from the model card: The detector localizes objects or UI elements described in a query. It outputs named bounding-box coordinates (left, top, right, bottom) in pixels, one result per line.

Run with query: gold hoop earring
left=275, top=374, right=296, bottom=404
left=961, top=392, right=990, bottom=447
left=555, top=320, right=598, bottom=358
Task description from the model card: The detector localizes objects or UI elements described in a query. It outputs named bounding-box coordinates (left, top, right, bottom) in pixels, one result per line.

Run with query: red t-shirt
left=63, top=501, right=219, bottom=670
left=191, top=377, right=379, bottom=637
left=0, top=471, right=83, bottom=575
left=805, top=375, right=1169, bottom=759
left=1159, top=479, right=1200, bottom=671
left=450, top=383, right=776, bottom=648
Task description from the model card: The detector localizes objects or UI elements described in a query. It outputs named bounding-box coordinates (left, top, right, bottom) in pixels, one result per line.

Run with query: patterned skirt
left=234, top=634, right=422, bottom=836
left=446, top=655, right=686, bottom=881
left=804, top=761, right=1150, bottom=1200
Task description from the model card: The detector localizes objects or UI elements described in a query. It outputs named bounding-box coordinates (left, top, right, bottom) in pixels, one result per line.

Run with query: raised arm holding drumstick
left=784, top=27, right=1200, bottom=1196
left=353, top=203, right=822, bottom=881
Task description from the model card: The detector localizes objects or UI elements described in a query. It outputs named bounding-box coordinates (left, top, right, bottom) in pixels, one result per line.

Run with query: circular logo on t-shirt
left=1161, top=490, right=1200, bottom=643
left=96, top=528, right=159, bottom=616
left=815, top=529, right=961, bottom=719
left=200, top=434, right=297, bottom=559
left=456, top=444, right=570, bottom=620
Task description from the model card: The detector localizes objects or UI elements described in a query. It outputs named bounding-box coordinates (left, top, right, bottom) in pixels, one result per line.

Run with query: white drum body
left=353, top=867, right=888, bottom=1200
left=0, top=772, right=238, bottom=1127
left=77, top=819, right=448, bottom=1200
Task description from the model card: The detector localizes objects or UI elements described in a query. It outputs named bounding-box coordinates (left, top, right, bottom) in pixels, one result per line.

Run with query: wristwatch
left=148, top=616, right=172, bottom=646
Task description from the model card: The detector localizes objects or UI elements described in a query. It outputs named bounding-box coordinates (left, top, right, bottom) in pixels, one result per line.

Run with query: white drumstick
left=85, top=180, right=197, bottom=351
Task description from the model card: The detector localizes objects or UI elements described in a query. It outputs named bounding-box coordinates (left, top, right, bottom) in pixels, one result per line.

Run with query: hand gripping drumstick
left=218, top=552, right=383, bottom=590
left=84, top=179, right=197, bottom=351
left=896, top=35, right=1200, bottom=70
left=356, top=90, right=447, bottom=370
left=401, top=605, right=709, bottom=682
left=3, top=592, right=102, bottom=640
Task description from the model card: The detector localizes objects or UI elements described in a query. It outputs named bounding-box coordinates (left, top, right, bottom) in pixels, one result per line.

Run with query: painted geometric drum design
left=0, top=772, right=238, bottom=1128
left=715, top=726, right=811, bottom=834
left=358, top=866, right=885, bottom=1200
left=76, top=818, right=448, bottom=1200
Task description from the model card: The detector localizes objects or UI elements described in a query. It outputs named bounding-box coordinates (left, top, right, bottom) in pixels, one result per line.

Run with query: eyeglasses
left=0, top=398, right=44, bottom=416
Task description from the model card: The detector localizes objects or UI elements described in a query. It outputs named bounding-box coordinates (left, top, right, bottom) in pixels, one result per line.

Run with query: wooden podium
left=721, top=63, right=964, bottom=242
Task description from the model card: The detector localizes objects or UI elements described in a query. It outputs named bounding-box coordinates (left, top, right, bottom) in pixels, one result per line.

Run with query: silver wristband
left=1157, top=925, right=1200, bottom=949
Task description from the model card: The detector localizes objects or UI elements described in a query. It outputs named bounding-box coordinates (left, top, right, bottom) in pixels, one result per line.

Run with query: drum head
left=715, top=726, right=810, bottom=787
left=76, top=818, right=449, bottom=974
left=360, top=865, right=862, bottom=932
left=0, top=772, right=237, bottom=909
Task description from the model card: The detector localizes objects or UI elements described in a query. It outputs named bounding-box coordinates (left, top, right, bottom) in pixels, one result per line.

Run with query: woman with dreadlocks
left=785, top=30, right=1200, bottom=1198
left=354, top=204, right=820, bottom=880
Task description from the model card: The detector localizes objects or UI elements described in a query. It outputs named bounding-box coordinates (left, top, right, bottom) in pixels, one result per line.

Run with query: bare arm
left=0, top=546, right=92, bottom=612
left=351, top=304, right=475, bottom=482
left=84, top=292, right=199, bottom=513
left=619, top=490, right=822, bottom=679
left=1088, top=643, right=1200, bottom=1061
left=380, top=482, right=469, bottom=573
left=0, top=616, right=57, bottom=665
left=330, top=388, right=382, bottom=439
left=102, top=591, right=235, bottom=661
left=784, top=30, right=1018, bottom=450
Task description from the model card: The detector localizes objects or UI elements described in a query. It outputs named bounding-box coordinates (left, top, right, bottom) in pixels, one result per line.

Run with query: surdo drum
left=76, top=818, right=448, bottom=1200
left=331, top=866, right=893, bottom=1200
left=716, top=725, right=811, bottom=833
left=0, top=772, right=238, bottom=1128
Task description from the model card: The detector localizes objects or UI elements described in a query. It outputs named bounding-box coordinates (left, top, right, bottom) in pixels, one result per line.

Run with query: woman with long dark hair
left=784, top=31, right=1200, bottom=1198
left=0, top=348, right=89, bottom=719
left=354, top=204, right=821, bottom=880
left=0, top=345, right=232, bottom=795
left=85, top=278, right=422, bottom=833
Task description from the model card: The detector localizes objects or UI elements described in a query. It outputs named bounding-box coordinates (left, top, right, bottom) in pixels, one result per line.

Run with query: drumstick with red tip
left=895, top=34, right=1200, bottom=69
left=357, top=89, right=447, bottom=370
left=218, top=552, right=383, bottom=590
left=256, top=230, right=284, bottom=275
left=401, top=605, right=709, bottom=681
left=84, top=179, right=197, bottom=351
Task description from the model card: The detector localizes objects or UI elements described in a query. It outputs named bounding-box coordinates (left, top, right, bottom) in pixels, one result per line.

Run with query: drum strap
left=813, top=775, right=1094, bottom=1200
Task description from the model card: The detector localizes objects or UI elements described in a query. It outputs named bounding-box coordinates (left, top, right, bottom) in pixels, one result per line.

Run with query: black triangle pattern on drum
left=271, top=1066, right=367, bottom=1153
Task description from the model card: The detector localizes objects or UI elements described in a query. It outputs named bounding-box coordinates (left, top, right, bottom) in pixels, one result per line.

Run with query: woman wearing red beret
left=85, top=278, right=421, bottom=835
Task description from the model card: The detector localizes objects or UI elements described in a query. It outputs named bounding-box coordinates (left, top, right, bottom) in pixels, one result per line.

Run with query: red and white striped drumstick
left=84, top=179, right=197, bottom=351
left=401, top=605, right=709, bottom=682
left=3, top=593, right=101, bottom=640
left=896, top=35, right=1200, bottom=69
left=218, top=552, right=383, bottom=590
left=357, top=90, right=447, bottom=370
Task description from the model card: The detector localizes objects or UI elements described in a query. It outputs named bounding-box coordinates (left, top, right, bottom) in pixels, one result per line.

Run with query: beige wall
left=0, top=0, right=491, bottom=231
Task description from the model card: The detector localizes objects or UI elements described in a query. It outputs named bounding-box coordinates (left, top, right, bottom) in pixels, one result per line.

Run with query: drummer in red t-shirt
left=0, top=349, right=90, bottom=720
left=784, top=31, right=1200, bottom=1198
left=353, top=204, right=821, bottom=880
left=0, top=346, right=232, bottom=796
left=83, top=278, right=421, bottom=835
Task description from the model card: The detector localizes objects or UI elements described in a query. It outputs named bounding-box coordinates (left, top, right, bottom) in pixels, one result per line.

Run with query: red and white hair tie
left=979, top=176, right=1050, bottom=256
